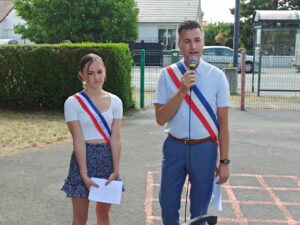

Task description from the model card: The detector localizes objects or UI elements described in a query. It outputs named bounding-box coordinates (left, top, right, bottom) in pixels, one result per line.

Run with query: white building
left=0, top=0, right=30, bottom=43
left=136, top=0, right=201, bottom=49
left=0, top=0, right=201, bottom=46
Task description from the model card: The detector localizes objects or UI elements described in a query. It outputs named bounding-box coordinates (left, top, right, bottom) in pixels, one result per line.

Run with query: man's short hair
left=178, top=20, right=202, bottom=35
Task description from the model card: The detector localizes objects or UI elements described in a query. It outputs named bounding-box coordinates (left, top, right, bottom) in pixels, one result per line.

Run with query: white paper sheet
left=88, top=177, right=123, bottom=205
left=209, top=176, right=222, bottom=211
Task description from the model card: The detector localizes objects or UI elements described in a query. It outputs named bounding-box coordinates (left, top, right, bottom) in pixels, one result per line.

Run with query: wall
left=138, top=23, right=158, bottom=42
left=261, top=56, right=294, bottom=68
left=0, top=9, right=33, bottom=44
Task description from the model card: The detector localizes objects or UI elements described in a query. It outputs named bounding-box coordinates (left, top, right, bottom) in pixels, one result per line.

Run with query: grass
left=0, top=108, right=140, bottom=157
left=0, top=110, right=71, bottom=157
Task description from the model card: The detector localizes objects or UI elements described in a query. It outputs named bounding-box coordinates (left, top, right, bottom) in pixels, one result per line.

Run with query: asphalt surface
left=0, top=108, right=300, bottom=225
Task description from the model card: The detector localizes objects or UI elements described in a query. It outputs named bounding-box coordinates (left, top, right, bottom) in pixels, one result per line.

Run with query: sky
left=201, top=0, right=236, bottom=23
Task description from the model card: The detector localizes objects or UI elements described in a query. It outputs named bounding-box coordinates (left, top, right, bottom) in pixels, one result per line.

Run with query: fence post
left=240, top=50, right=246, bottom=111
left=140, top=49, right=145, bottom=108
left=223, top=68, right=238, bottom=95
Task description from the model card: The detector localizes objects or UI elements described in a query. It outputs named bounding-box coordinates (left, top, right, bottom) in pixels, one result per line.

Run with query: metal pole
left=233, top=0, right=240, bottom=68
left=197, top=0, right=202, bottom=23
left=240, top=50, right=246, bottom=111
left=140, top=49, right=145, bottom=108
left=257, top=27, right=263, bottom=97
left=251, top=27, right=256, bottom=93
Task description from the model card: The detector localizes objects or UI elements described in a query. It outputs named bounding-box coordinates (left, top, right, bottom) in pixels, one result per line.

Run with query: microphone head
left=189, top=56, right=197, bottom=70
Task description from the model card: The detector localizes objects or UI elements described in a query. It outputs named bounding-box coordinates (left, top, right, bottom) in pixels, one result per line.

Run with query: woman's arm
left=105, top=118, right=122, bottom=185
left=67, top=121, right=98, bottom=189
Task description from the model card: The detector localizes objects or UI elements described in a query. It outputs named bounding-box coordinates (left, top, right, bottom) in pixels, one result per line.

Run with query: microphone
left=189, top=56, right=197, bottom=70
left=188, top=56, right=197, bottom=89
left=184, top=56, right=198, bottom=222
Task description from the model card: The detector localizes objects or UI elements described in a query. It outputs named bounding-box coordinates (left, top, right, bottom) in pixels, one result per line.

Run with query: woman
left=62, top=53, right=123, bottom=225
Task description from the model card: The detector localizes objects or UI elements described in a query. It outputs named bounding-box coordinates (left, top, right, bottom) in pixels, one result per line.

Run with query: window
left=158, top=28, right=176, bottom=50
left=203, top=48, right=216, bottom=56
left=220, top=48, right=233, bottom=56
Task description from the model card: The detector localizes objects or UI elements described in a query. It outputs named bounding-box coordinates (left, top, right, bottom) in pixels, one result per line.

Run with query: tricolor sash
left=166, top=62, right=219, bottom=143
left=73, top=91, right=111, bottom=145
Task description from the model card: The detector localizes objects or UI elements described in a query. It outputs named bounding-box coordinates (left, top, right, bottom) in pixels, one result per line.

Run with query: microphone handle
left=189, top=66, right=196, bottom=88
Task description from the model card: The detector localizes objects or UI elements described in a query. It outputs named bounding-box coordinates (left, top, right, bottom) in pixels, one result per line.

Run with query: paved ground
left=0, top=108, right=300, bottom=225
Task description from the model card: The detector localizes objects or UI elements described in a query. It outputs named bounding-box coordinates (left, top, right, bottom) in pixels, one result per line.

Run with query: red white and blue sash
left=166, top=62, right=219, bottom=143
left=73, top=91, right=111, bottom=145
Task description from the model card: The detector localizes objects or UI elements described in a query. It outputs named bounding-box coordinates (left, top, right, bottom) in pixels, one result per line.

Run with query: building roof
left=253, top=10, right=300, bottom=22
left=0, top=0, right=14, bottom=23
left=136, top=0, right=200, bottom=23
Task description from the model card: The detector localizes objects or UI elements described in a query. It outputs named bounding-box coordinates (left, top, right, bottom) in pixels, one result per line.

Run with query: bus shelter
left=252, top=10, right=300, bottom=96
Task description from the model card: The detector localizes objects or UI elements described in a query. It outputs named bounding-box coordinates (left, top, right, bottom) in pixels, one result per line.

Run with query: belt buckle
left=183, top=138, right=189, bottom=144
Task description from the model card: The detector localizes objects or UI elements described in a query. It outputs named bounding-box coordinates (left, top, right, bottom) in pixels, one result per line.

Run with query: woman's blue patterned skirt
left=61, top=143, right=113, bottom=198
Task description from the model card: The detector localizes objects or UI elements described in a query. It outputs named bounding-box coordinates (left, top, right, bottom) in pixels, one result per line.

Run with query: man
left=153, top=20, right=230, bottom=225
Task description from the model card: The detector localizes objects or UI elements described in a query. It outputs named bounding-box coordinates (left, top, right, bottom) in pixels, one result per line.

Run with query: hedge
left=0, top=43, right=134, bottom=110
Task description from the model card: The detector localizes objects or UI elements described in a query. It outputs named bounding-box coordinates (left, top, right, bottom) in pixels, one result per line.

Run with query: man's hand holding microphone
left=180, top=56, right=198, bottom=94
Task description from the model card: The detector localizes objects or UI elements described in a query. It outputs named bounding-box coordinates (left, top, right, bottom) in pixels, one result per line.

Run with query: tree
left=215, top=33, right=226, bottom=45
left=13, top=0, right=139, bottom=43
left=204, top=23, right=234, bottom=47
left=236, top=0, right=300, bottom=53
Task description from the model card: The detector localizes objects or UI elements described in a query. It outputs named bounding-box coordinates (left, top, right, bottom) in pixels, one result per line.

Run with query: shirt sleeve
left=216, top=72, right=230, bottom=107
left=111, top=95, right=123, bottom=119
left=64, top=96, right=79, bottom=122
left=153, top=69, right=169, bottom=104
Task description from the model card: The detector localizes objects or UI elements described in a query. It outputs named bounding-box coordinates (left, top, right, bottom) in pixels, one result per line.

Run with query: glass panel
left=203, top=48, right=215, bottom=55
left=168, top=29, right=176, bottom=50
left=158, top=29, right=167, bottom=50
left=222, top=49, right=233, bottom=56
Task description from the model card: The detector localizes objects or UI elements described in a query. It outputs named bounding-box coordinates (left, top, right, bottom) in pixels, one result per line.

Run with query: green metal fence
left=131, top=49, right=300, bottom=111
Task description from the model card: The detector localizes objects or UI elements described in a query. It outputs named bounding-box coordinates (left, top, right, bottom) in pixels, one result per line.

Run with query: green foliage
left=0, top=44, right=134, bottom=110
left=204, top=23, right=234, bottom=47
left=239, top=0, right=300, bottom=53
left=240, top=0, right=300, bottom=21
left=203, top=1, right=300, bottom=53
left=215, top=33, right=226, bottom=45
left=13, top=0, right=139, bottom=44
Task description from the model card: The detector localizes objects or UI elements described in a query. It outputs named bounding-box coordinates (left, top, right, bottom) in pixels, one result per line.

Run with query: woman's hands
left=81, top=172, right=119, bottom=190
left=105, top=172, right=120, bottom=186
left=81, top=173, right=99, bottom=190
